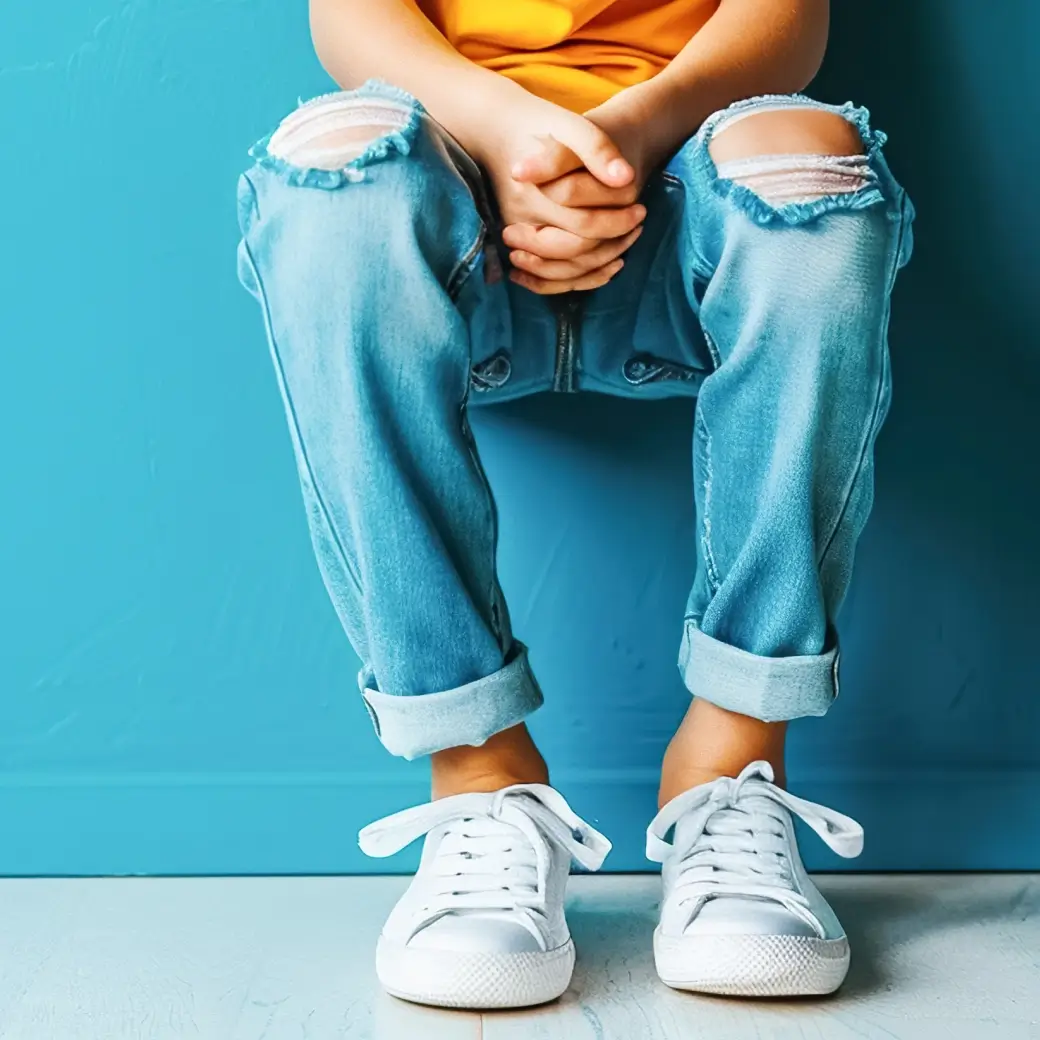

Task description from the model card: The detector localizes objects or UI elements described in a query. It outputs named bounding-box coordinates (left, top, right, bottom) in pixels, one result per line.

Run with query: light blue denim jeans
left=236, top=80, right=914, bottom=760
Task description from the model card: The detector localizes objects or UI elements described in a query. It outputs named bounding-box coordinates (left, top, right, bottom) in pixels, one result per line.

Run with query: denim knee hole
left=706, top=100, right=888, bottom=224
left=255, top=90, right=422, bottom=186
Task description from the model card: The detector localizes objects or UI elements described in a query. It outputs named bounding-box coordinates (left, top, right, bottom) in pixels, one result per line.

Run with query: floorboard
left=0, top=874, right=1036, bottom=1039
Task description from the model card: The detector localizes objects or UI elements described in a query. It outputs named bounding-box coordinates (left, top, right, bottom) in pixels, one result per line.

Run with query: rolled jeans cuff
left=359, top=643, right=544, bottom=760
left=679, top=621, right=839, bottom=722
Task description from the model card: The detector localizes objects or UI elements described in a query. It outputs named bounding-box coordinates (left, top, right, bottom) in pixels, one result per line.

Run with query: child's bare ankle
left=658, top=698, right=787, bottom=807
left=431, top=723, right=549, bottom=799
left=431, top=768, right=542, bottom=799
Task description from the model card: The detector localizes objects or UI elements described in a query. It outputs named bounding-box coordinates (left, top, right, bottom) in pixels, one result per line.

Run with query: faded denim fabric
left=236, top=80, right=914, bottom=760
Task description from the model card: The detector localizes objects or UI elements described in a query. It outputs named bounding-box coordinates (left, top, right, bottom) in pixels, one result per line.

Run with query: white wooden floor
left=0, top=874, right=1037, bottom=1039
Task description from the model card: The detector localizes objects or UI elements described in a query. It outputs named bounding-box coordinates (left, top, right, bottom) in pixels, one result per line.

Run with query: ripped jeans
left=236, top=80, right=914, bottom=760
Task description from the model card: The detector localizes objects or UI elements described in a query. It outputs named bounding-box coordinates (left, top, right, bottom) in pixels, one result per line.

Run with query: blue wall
left=1, top=1, right=1038, bottom=875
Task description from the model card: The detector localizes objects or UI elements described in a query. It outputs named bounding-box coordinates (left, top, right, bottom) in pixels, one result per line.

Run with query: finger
left=504, top=174, right=645, bottom=241
left=540, top=170, right=641, bottom=208
left=510, top=259, right=625, bottom=296
left=555, top=121, right=635, bottom=187
left=502, top=215, right=643, bottom=258
left=510, top=226, right=643, bottom=280
left=513, top=119, right=634, bottom=188
left=540, top=199, right=646, bottom=241
left=502, top=223, right=600, bottom=260
left=511, top=136, right=583, bottom=185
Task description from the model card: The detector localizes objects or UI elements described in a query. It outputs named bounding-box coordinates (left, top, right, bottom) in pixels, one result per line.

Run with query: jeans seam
left=666, top=165, right=714, bottom=286
left=431, top=117, right=491, bottom=301
left=816, top=342, right=886, bottom=572
left=446, top=226, right=487, bottom=301
left=457, top=332, right=507, bottom=645
left=696, top=409, right=721, bottom=594
left=238, top=233, right=364, bottom=597
left=816, top=202, right=906, bottom=571
left=448, top=193, right=503, bottom=643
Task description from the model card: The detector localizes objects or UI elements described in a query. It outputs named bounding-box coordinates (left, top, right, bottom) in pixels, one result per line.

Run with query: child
left=236, top=0, right=913, bottom=1010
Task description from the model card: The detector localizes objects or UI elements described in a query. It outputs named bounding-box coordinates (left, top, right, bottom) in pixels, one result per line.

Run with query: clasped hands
left=478, top=94, right=657, bottom=296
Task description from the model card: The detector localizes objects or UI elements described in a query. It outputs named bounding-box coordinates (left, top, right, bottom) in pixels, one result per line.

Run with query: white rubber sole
left=654, top=928, right=850, bottom=997
left=375, top=935, right=575, bottom=1009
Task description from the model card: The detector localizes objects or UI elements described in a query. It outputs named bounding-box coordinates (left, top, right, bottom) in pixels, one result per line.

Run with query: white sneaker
left=647, top=761, right=863, bottom=997
left=358, top=784, right=611, bottom=1009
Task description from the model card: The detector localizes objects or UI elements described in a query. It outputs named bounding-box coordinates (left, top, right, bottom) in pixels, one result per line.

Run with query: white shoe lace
left=359, top=785, right=611, bottom=948
left=646, top=761, right=863, bottom=935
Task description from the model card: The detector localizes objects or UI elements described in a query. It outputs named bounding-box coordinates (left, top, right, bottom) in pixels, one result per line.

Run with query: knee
left=241, top=88, right=485, bottom=296
left=267, top=91, right=418, bottom=174
left=240, top=90, right=430, bottom=257
left=699, top=104, right=905, bottom=312
left=697, top=105, right=903, bottom=395
left=708, top=105, right=873, bottom=209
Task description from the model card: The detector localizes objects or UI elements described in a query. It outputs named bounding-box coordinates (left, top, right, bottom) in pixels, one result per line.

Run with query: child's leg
left=236, top=84, right=613, bottom=1014
left=660, top=700, right=788, bottom=801
left=237, top=84, right=547, bottom=788
left=570, top=98, right=911, bottom=996
left=658, top=97, right=914, bottom=798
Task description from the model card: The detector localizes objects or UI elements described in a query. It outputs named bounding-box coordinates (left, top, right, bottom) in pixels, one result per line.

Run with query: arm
left=309, top=0, right=509, bottom=158
left=309, top=0, right=634, bottom=183
left=506, top=0, right=829, bottom=291
left=515, top=0, right=829, bottom=187
left=595, top=0, right=830, bottom=172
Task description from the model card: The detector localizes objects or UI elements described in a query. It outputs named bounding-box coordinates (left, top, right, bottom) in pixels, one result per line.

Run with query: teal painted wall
left=1, top=1, right=1038, bottom=875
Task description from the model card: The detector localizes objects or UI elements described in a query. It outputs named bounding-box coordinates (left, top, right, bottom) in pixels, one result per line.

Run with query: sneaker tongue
left=671, top=793, right=783, bottom=854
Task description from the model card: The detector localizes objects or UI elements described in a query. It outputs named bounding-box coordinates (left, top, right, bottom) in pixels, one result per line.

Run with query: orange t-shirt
left=415, top=0, right=719, bottom=111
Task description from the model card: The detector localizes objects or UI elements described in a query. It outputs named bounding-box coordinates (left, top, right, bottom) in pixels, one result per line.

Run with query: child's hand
left=496, top=96, right=660, bottom=295
left=469, top=92, right=648, bottom=295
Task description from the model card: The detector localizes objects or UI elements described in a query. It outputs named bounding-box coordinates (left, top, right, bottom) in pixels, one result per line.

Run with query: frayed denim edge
left=246, top=79, right=425, bottom=189
left=695, top=94, right=889, bottom=227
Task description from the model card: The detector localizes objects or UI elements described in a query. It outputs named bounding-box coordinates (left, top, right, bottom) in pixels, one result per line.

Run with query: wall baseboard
left=2, top=769, right=1036, bottom=875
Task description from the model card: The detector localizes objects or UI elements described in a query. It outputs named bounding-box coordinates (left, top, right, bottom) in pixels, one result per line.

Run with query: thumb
left=557, top=118, right=634, bottom=188
left=512, top=119, right=635, bottom=188
left=511, top=135, right=582, bottom=185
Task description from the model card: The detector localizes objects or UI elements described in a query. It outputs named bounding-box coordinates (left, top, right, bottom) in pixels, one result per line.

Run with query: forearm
left=309, top=0, right=521, bottom=156
left=603, top=0, right=829, bottom=163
